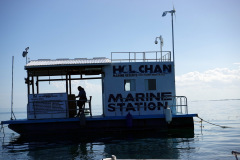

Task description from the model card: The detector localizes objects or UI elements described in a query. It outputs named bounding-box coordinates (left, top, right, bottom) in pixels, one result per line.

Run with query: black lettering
left=161, top=92, right=172, bottom=100
left=108, top=103, right=115, bottom=112
left=150, top=93, right=160, bottom=101
left=136, top=93, right=145, bottom=101
left=164, top=102, right=168, bottom=109
left=163, top=64, right=171, bottom=73
left=129, top=65, right=137, bottom=73
left=134, top=102, right=143, bottom=111
left=108, top=94, right=123, bottom=102
left=154, top=65, right=162, bottom=73
left=126, top=103, right=136, bottom=111
left=146, top=93, right=149, bottom=101
left=145, top=65, right=153, bottom=73
left=139, top=65, right=144, bottom=73
left=117, top=103, right=125, bottom=111
left=148, top=102, right=156, bottom=110
left=125, top=93, right=135, bottom=102
left=157, top=102, right=164, bottom=110
left=113, top=65, right=125, bottom=74
left=129, top=65, right=132, bottom=73
left=144, top=102, right=147, bottom=111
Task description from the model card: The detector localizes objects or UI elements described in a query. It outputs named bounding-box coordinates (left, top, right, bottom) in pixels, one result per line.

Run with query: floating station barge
left=1, top=51, right=197, bottom=136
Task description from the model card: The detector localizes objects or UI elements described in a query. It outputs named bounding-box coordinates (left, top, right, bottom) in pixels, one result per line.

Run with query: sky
left=0, top=0, right=240, bottom=110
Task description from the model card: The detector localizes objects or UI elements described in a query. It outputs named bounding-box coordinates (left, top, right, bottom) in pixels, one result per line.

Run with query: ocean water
left=0, top=100, right=240, bottom=160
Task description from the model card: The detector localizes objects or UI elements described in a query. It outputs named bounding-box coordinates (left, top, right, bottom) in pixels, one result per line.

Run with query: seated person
left=75, top=86, right=87, bottom=117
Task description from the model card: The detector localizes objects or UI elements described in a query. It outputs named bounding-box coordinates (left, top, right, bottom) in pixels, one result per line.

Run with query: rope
left=197, top=116, right=231, bottom=128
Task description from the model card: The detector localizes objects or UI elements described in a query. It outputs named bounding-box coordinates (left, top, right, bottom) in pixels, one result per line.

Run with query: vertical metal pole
left=156, top=51, right=157, bottom=62
left=66, top=74, right=68, bottom=94
left=171, top=12, right=176, bottom=98
left=101, top=73, right=105, bottom=116
left=129, top=52, right=130, bottom=62
left=180, top=97, right=182, bottom=114
left=11, top=56, right=16, bottom=120
left=36, top=76, right=39, bottom=94
left=27, top=73, right=30, bottom=95
left=171, top=13, right=175, bottom=63
left=134, top=52, right=136, bottom=62
left=186, top=97, right=188, bottom=114
left=11, top=56, right=14, bottom=120
left=32, top=76, right=34, bottom=94
left=69, top=75, right=72, bottom=95
left=160, top=46, right=162, bottom=62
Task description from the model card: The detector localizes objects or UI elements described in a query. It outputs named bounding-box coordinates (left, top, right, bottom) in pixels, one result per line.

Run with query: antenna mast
left=11, top=56, right=16, bottom=120
left=154, top=35, right=164, bottom=61
left=162, top=7, right=176, bottom=62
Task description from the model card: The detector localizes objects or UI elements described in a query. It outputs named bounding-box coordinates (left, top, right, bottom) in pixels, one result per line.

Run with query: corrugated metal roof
left=25, top=58, right=111, bottom=68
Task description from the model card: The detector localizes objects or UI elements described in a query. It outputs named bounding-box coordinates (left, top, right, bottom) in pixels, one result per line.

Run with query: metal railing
left=162, top=96, right=188, bottom=114
left=27, top=98, right=92, bottom=119
left=111, top=51, right=172, bottom=63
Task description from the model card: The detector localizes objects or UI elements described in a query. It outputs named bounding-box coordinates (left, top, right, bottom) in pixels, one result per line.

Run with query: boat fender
left=165, top=107, right=172, bottom=124
left=126, top=112, right=133, bottom=128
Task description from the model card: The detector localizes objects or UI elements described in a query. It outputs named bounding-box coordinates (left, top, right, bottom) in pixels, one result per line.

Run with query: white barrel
left=165, top=107, right=172, bottom=124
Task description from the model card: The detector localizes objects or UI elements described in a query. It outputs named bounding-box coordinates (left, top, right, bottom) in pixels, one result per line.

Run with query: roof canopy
left=25, top=58, right=111, bottom=76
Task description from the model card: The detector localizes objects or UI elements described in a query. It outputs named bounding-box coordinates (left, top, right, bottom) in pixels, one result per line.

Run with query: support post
left=171, top=12, right=175, bottom=63
left=36, top=76, right=39, bottom=94
left=27, top=73, right=30, bottom=95
left=10, top=56, right=16, bottom=120
left=32, top=76, right=34, bottom=94
left=66, top=74, right=68, bottom=94
left=69, top=75, right=72, bottom=95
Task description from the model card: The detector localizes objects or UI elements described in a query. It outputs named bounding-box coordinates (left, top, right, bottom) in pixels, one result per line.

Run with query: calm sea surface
left=0, top=100, right=240, bottom=160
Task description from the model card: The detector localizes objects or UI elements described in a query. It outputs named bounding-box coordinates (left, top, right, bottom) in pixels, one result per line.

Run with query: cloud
left=234, top=63, right=240, bottom=66
left=176, top=65, right=240, bottom=100
left=176, top=68, right=240, bottom=85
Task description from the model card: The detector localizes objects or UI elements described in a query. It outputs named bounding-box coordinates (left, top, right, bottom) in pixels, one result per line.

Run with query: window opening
left=145, top=79, right=156, bottom=90
left=124, top=79, right=136, bottom=91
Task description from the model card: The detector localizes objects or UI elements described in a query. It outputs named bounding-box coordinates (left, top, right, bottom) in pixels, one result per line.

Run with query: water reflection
left=1, top=129, right=195, bottom=159
left=1, top=100, right=239, bottom=159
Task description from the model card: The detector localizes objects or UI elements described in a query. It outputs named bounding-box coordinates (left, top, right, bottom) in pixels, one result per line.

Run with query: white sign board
left=27, top=93, right=69, bottom=119
left=103, top=62, right=176, bottom=116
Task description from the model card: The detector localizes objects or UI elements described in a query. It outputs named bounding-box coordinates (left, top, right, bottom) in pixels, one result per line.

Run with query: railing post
left=180, top=97, right=183, bottom=114
left=186, top=97, right=188, bottom=114
left=170, top=51, right=172, bottom=62
left=89, top=96, right=92, bottom=117
left=129, top=52, right=131, bottom=62
left=161, top=51, right=162, bottom=62
left=143, top=52, right=145, bottom=62
left=156, top=51, right=158, bottom=62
